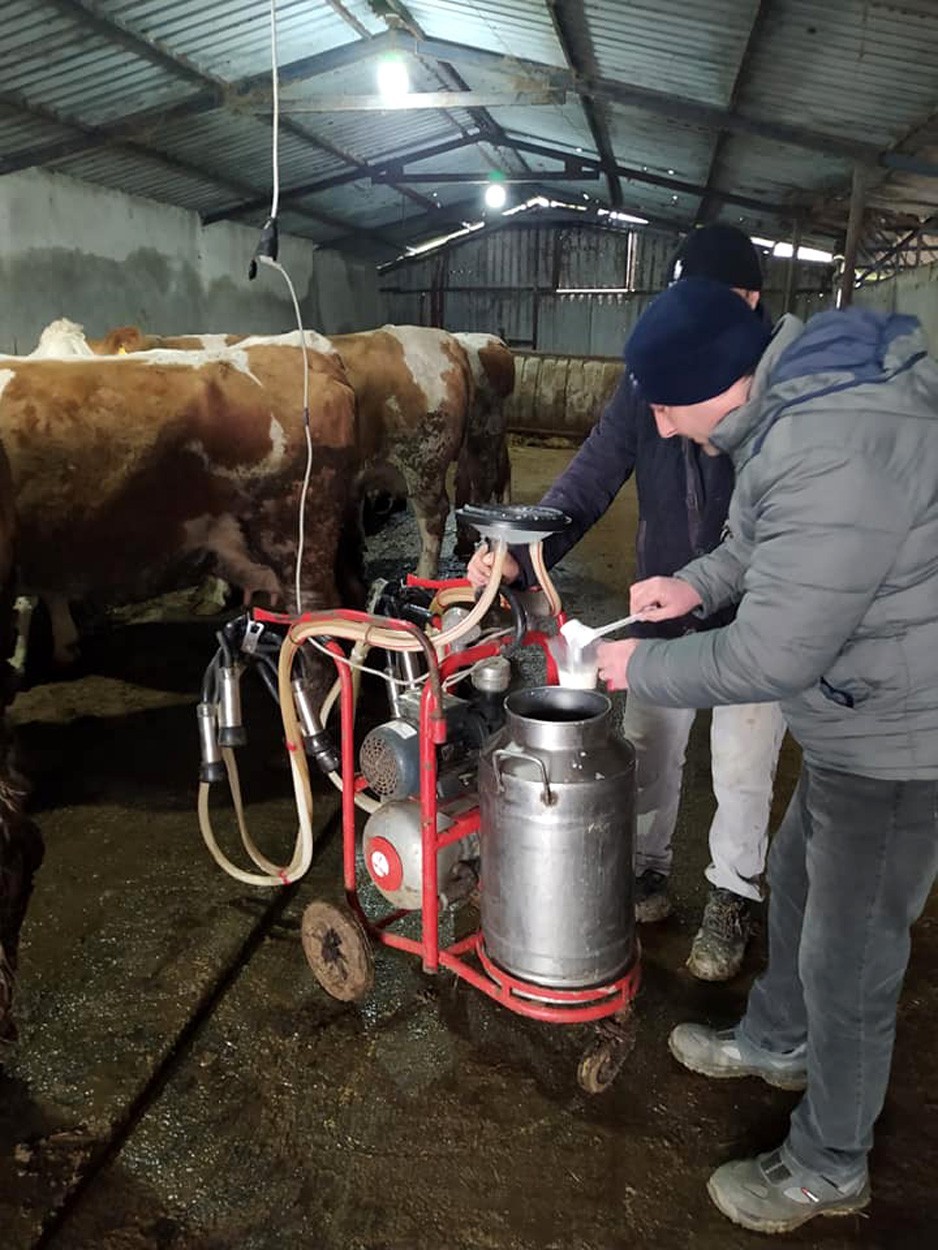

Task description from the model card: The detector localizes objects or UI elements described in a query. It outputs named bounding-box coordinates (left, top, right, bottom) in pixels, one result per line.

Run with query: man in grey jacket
left=596, top=275, right=938, bottom=1233
left=469, top=224, right=785, bottom=983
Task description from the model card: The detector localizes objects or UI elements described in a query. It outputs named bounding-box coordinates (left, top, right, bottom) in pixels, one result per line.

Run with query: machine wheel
left=576, top=1006, right=639, bottom=1095
left=301, top=900, right=374, bottom=1002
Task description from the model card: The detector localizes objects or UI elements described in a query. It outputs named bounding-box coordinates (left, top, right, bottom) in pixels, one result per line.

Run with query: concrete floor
left=1, top=442, right=936, bottom=1249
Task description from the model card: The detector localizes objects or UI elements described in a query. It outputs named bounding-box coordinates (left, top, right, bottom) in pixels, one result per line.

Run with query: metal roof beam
left=43, top=0, right=213, bottom=89
left=503, top=135, right=803, bottom=217
left=373, top=169, right=601, bottom=184
left=402, top=34, right=938, bottom=176
left=324, top=0, right=373, bottom=41
left=14, top=21, right=937, bottom=185
left=0, top=28, right=401, bottom=175
left=201, top=133, right=481, bottom=225
left=545, top=0, right=622, bottom=207
left=1, top=11, right=433, bottom=214
left=276, top=89, right=566, bottom=111
left=856, top=212, right=938, bottom=283
left=374, top=0, right=536, bottom=183
left=695, top=0, right=772, bottom=225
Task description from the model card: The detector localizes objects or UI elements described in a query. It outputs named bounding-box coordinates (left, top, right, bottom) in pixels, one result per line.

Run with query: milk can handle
left=492, top=749, right=554, bottom=806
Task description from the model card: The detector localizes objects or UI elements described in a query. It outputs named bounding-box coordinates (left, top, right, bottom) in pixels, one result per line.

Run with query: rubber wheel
left=576, top=1010, right=639, bottom=1095
left=301, top=900, right=374, bottom=1002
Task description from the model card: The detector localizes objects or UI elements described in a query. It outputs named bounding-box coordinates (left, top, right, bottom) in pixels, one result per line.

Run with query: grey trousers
left=740, top=762, right=938, bottom=1182
left=626, top=697, right=785, bottom=900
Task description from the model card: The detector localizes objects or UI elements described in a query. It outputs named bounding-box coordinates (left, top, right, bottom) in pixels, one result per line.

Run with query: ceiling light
left=376, top=55, right=410, bottom=99
left=484, top=182, right=507, bottom=209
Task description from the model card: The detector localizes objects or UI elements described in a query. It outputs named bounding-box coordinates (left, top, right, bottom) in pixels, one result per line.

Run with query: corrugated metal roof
left=298, top=179, right=423, bottom=232
left=402, top=1, right=567, bottom=68
left=6, top=1, right=195, bottom=127
left=589, top=0, right=764, bottom=106
left=154, top=111, right=349, bottom=191
left=104, top=0, right=362, bottom=80
left=52, top=145, right=231, bottom=216
left=736, top=0, right=938, bottom=147
left=712, top=136, right=851, bottom=214
left=0, top=110, right=77, bottom=156
left=2, top=1, right=936, bottom=265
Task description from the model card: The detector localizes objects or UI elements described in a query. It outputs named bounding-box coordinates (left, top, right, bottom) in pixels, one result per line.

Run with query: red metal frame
left=305, top=578, right=640, bottom=1025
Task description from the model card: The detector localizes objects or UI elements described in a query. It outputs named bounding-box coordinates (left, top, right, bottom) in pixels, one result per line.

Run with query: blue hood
left=769, top=308, right=926, bottom=389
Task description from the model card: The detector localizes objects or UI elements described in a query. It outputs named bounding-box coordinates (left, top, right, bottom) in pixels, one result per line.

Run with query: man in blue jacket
left=468, top=225, right=785, bottom=982
left=598, top=277, right=938, bottom=1233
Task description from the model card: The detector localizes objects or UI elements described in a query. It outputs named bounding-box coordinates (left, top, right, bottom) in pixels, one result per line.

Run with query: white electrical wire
left=257, top=0, right=314, bottom=615
left=258, top=257, right=313, bottom=614
left=268, top=0, right=280, bottom=219
left=302, top=631, right=430, bottom=689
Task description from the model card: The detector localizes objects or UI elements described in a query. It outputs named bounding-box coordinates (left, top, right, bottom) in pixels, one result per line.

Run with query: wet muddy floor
left=1, top=443, right=936, bottom=1249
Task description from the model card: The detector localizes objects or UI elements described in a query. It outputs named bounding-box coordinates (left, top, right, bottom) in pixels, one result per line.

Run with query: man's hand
left=466, top=542, right=520, bottom=588
left=597, top=638, right=641, bottom=691
left=629, top=575, right=702, bottom=622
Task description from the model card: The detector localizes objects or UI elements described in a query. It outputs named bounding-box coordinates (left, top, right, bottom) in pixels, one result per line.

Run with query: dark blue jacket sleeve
left=513, top=374, right=639, bottom=587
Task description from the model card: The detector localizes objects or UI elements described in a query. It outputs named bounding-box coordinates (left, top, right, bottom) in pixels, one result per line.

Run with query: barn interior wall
left=854, top=259, right=938, bottom=353
left=0, top=167, right=385, bottom=355
left=380, top=223, right=833, bottom=356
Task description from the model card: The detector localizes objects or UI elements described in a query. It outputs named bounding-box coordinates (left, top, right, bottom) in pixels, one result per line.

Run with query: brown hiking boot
left=687, top=887, right=752, bottom=981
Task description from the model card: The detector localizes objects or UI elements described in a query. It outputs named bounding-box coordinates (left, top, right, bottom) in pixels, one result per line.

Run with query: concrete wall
left=854, top=259, right=938, bottom=354
left=0, top=167, right=386, bottom=354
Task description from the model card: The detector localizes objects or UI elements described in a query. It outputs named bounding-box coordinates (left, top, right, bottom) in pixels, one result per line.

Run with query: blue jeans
left=740, top=763, right=938, bottom=1182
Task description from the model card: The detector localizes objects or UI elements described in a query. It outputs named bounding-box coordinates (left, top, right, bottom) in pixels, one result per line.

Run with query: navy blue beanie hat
left=670, top=223, right=763, bottom=291
left=626, top=276, right=772, bottom=405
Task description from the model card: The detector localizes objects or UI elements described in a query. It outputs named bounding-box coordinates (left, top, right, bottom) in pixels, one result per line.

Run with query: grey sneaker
left=708, top=1145, right=870, bottom=1233
left=669, top=1022, right=807, bottom=1091
left=634, top=869, right=672, bottom=923
left=687, top=887, right=751, bottom=981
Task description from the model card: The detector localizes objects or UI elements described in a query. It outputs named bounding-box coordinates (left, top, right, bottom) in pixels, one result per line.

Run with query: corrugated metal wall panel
left=381, top=221, right=834, bottom=354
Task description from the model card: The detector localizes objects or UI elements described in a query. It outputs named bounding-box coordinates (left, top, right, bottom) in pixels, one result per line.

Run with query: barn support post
left=839, top=165, right=871, bottom=307
left=782, top=219, right=802, bottom=314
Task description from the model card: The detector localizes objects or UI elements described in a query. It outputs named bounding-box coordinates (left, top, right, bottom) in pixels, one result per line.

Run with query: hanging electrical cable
left=249, top=0, right=315, bottom=616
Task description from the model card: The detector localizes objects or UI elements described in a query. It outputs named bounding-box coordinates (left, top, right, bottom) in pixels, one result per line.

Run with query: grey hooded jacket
left=627, top=308, right=938, bottom=780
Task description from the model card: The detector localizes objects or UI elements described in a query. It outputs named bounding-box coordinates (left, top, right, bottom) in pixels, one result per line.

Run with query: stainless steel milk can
left=478, top=686, right=636, bottom=989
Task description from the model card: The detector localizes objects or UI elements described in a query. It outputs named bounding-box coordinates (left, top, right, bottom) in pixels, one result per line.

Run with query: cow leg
left=391, top=443, right=453, bottom=579
left=10, top=597, right=35, bottom=678
left=46, top=593, right=80, bottom=666
left=411, top=491, right=447, bottom=579
left=496, top=444, right=512, bottom=504
left=0, top=719, right=43, bottom=1048
left=184, top=515, right=282, bottom=606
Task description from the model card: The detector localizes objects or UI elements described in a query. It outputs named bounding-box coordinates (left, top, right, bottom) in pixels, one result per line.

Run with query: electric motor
left=360, top=720, right=421, bottom=800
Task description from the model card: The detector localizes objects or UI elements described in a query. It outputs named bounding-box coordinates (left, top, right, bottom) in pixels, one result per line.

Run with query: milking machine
left=195, top=504, right=641, bottom=1092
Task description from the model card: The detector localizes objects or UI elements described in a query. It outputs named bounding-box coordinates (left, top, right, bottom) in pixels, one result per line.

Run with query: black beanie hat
left=671, top=223, right=763, bottom=291
left=626, top=277, right=772, bottom=406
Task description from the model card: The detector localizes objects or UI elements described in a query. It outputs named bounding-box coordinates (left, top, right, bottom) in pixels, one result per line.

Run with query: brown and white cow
left=92, top=323, right=475, bottom=578
left=1, top=329, right=359, bottom=662
left=453, top=332, right=514, bottom=555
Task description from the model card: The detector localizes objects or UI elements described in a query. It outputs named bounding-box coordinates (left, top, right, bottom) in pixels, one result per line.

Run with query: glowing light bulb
left=484, top=182, right=507, bottom=209
left=376, top=55, right=410, bottom=99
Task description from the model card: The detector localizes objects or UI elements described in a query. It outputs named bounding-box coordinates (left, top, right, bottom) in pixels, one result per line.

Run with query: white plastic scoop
left=560, top=613, right=645, bottom=650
